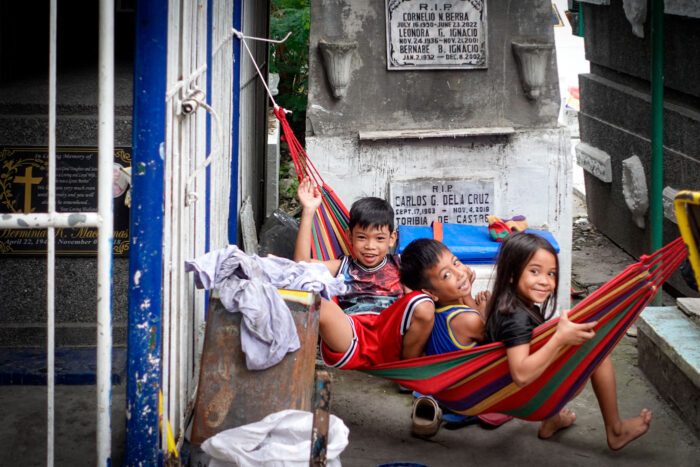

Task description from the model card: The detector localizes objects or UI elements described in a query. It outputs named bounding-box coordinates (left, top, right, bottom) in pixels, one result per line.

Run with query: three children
left=295, top=181, right=650, bottom=450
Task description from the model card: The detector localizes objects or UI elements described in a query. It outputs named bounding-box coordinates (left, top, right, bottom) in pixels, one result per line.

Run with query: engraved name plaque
left=386, top=0, right=487, bottom=70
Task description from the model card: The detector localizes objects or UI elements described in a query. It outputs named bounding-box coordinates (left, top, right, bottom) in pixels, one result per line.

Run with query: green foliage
left=270, top=0, right=310, bottom=124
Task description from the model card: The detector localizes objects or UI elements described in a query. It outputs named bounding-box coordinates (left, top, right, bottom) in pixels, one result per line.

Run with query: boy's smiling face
left=348, top=224, right=396, bottom=268
left=423, top=250, right=473, bottom=306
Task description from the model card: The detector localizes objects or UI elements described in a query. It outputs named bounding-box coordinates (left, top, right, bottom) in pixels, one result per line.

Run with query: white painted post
left=47, top=2, right=57, bottom=465
left=97, top=0, right=115, bottom=465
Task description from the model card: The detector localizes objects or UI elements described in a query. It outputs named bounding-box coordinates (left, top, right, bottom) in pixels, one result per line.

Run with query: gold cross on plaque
left=13, top=166, right=43, bottom=213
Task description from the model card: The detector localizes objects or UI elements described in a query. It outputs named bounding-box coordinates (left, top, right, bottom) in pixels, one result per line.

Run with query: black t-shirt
left=485, top=304, right=544, bottom=347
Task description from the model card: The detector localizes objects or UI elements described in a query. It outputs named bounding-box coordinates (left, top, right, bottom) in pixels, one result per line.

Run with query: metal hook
left=231, top=28, right=291, bottom=44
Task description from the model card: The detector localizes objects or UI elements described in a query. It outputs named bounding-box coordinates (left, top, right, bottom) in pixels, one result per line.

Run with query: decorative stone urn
left=318, top=39, right=357, bottom=99
left=511, top=41, right=554, bottom=100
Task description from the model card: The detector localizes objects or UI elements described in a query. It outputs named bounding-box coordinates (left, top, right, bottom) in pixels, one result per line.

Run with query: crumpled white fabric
left=201, top=409, right=349, bottom=467
left=185, top=245, right=347, bottom=370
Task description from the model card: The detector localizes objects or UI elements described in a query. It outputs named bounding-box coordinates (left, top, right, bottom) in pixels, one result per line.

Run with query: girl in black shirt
left=485, top=233, right=651, bottom=450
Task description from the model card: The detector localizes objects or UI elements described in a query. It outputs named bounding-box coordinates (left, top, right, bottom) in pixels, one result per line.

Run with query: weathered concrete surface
left=638, top=306, right=700, bottom=438
left=578, top=1, right=700, bottom=298
left=0, top=384, right=126, bottom=467
left=307, top=1, right=561, bottom=134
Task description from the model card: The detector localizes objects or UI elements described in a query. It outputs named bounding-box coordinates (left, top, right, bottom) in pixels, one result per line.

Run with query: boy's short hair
left=400, top=238, right=450, bottom=291
left=349, top=197, right=395, bottom=232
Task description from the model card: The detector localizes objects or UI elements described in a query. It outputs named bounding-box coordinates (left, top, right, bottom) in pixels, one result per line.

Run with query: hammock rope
left=230, top=28, right=350, bottom=260
left=360, top=237, right=687, bottom=421
left=274, top=106, right=352, bottom=260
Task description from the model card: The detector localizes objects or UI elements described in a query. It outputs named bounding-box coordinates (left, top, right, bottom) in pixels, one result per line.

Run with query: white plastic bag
left=201, top=409, right=349, bottom=467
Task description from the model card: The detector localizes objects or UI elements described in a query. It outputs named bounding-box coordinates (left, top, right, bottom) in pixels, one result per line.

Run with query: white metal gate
left=0, top=0, right=116, bottom=465
left=160, top=0, right=237, bottom=455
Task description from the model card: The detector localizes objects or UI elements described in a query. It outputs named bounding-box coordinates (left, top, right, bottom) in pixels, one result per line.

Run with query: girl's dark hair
left=349, top=197, right=395, bottom=232
left=484, top=232, right=559, bottom=322
left=400, top=238, right=450, bottom=291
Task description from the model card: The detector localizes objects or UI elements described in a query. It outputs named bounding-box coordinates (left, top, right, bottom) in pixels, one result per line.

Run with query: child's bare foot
left=538, top=408, right=577, bottom=439
left=606, top=409, right=652, bottom=450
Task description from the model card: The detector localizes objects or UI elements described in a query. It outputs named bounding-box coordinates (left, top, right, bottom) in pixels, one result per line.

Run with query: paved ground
left=1, top=197, right=698, bottom=466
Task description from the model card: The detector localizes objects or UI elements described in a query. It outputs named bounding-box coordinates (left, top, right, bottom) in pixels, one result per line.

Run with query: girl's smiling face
left=516, top=248, right=558, bottom=306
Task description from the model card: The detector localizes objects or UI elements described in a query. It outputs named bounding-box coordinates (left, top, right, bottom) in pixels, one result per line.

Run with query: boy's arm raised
left=293, top=179, right=342, bottom=275
left=294, top=178, right=323, bottom=263
left=506, top=312, right=596, bottom=387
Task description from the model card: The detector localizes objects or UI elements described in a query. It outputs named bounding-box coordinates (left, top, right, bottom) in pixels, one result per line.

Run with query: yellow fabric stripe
left=459, top=346, right=570, bottom=414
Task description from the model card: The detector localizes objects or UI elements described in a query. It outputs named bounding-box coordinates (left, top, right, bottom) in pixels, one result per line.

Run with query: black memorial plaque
left=0, top=147, right=131, bottom=256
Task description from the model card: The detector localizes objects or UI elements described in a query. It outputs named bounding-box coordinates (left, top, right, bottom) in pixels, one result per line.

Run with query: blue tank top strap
left=426, top=305, right=480, bottom=355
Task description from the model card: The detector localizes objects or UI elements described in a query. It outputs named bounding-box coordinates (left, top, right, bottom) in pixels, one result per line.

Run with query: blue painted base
left=0, top=347, right=127, bottom=385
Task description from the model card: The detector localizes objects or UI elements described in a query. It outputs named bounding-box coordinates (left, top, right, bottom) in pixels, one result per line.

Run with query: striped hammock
left=272, top=107, right=688, bottom=420
left=361, top=237, right=687, bottom=421
left=274, top=107, right=352, bottom=261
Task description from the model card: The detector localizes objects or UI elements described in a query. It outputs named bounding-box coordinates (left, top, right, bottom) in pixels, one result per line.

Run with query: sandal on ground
left=411, top=396, right=442, bottom=438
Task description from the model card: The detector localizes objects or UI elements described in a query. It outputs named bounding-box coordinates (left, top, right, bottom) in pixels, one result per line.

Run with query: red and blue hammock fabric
left=274, top=107, right=688, bottom=421
left=362, top=237, right=687, bottom=421
left=274, top=107, right=352, bottom=261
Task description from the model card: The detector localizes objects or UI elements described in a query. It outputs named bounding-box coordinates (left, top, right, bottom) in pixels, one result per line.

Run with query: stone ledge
left=637, top=306, right=700, bottom=437
left=638, top=306, right=700, bottom=388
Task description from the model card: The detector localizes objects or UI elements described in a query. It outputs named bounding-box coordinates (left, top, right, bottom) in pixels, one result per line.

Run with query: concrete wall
left=306, top=0, right=573, bottom=305
left=578, top=1, right=700, bottom=296
left=307, top=1, right=561, bottom=135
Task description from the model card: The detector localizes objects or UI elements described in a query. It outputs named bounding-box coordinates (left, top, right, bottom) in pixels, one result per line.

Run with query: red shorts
left=321, top=291, right=432, bottom=370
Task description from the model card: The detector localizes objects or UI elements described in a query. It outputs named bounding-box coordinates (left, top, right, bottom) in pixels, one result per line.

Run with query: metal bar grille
left=0, top=0, right=115, bottom=465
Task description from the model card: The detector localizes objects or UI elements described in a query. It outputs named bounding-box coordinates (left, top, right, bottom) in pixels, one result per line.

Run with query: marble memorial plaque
left=0, top=146, right=131, bottom=256
left=386, top=0, right=487, bottom=70
left=391, top=178, right=494, bottom=226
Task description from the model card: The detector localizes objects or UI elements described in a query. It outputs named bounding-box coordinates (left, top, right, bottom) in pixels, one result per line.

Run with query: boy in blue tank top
left=400, top=238, right=489, bottom=356
left=400, top=237, right=511, bottom=436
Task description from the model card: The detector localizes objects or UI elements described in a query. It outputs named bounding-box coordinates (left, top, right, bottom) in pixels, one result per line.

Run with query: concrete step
left=637, top=305, right=700, bottom=438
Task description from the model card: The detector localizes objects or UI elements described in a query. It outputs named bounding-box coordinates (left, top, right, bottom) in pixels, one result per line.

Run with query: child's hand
left=297, top=178, right=322, bottom=212
left=474, top=290, right=491, bottom=313
left=554, top=311, right=597, bottom=347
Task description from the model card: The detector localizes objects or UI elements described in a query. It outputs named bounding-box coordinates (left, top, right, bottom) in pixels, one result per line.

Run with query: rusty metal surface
left=189, top=295, right=320, bottom=445
left=310, top=371, right=331, bottom=467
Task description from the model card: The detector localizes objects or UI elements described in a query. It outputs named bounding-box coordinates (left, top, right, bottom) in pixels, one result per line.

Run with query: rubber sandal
left=411, top=396, right=442, bottom=438
left=477, top=413, right=513, bottom=428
